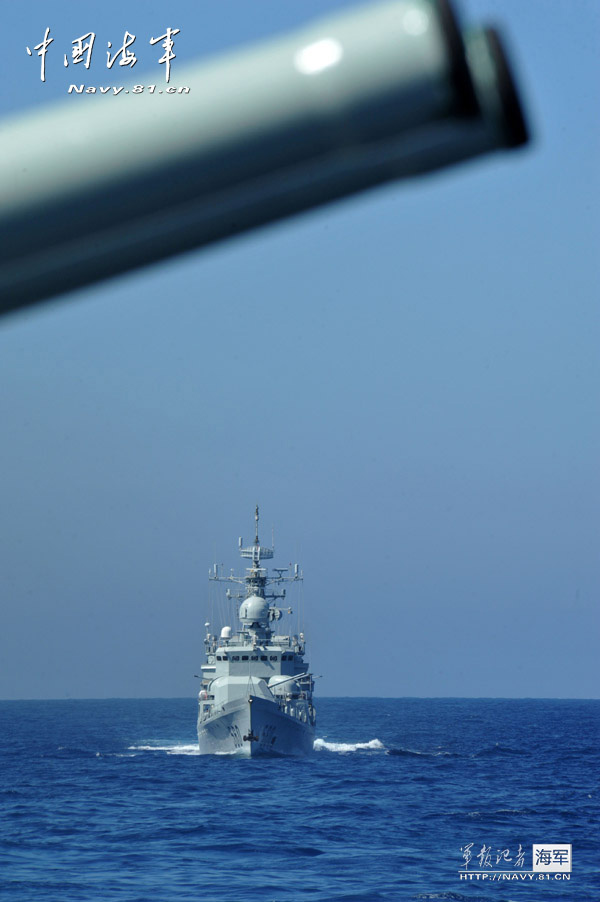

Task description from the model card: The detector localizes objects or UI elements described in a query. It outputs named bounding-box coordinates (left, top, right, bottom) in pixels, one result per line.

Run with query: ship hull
left=198, top=694, right=315, bottom=757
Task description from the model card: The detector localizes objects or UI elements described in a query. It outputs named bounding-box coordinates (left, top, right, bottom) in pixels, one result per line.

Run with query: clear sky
left=1, top=0, right=598, bottom=699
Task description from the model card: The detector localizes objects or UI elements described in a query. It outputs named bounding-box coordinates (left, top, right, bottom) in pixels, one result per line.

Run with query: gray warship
left=197, top=507, right=316, bottom=756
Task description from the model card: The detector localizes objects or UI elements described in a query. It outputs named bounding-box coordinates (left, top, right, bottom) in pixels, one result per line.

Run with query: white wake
left=126, top=739, right=386, bottom=755
left=127, top=744, right=200, bottom=756
left=313, top=738, right=385, bottom=753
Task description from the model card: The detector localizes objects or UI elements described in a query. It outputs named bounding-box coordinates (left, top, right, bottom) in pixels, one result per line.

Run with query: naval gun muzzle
left=0, top=0, right=529, bottom=315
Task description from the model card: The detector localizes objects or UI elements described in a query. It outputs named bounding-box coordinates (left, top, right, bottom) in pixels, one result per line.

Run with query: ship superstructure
left=197, top=507, right=315, bottom=756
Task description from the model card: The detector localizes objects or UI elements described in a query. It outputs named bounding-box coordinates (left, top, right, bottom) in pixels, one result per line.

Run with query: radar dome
left=239, top=595, right=269, bottom=624
left=220, top=626, right=232, bottom=639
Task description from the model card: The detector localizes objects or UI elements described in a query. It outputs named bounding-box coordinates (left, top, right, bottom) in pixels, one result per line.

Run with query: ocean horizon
left=0, top=695, right=600, bottom=702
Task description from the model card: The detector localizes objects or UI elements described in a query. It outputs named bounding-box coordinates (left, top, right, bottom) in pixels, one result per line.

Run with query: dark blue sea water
left=0, top=698, right=598, bottom=902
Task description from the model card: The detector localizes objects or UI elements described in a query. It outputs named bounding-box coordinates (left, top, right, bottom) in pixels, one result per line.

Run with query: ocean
left=0, top=698, right=598, bottom=901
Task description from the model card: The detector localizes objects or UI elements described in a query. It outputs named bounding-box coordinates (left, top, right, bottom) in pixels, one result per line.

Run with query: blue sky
left=1, top=0, right=598, bottom=699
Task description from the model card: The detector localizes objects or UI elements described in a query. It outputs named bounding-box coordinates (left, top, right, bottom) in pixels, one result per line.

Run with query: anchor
left=243, top=696, right=259, bottom=742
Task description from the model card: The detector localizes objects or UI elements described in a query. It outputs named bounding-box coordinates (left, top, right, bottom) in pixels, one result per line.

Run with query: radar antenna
left=237, top=504, right=274, bottom=565
left=210, top=508, right=302, bottom=598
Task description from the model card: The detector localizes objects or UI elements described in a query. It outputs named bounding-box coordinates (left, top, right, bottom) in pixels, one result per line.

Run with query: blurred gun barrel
left=0, top=0, right=528, bottom=315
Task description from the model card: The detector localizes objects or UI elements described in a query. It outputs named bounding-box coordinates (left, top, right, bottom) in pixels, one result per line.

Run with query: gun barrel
left=0, top=0, right=528, bottom=314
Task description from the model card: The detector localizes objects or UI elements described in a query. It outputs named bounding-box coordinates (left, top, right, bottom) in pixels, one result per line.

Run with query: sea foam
left=127, top=743, right=200, bottom=756
left=313, top=737, right=385, bottom=753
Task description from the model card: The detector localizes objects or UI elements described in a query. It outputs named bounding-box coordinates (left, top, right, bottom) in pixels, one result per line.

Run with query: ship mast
left=209, top=505, right=302, bottom=604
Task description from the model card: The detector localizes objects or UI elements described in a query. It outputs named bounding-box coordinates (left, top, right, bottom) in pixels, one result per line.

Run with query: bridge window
left=270, top=655, right=277, bottom=661
left=251, top=655, right=258, bottom=661
left=261, top=655, right=267, bottom=661
left=216, top=656, right=222, bottom=661
left=232, top=655, right=240, bottom=661
left=242, top=655, right=248, bottom=661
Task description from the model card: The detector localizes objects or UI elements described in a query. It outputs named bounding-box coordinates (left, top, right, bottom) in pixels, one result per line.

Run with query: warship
left=197, top=507, right=316, bottom=756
